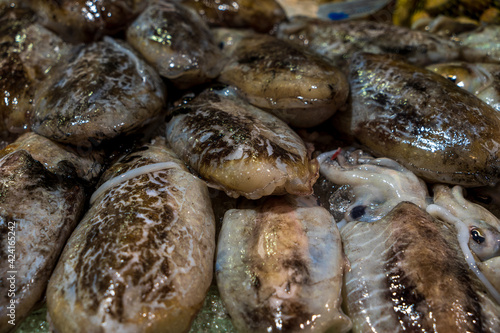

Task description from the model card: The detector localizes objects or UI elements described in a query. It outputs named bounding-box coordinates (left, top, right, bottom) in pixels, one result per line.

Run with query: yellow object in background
left=394, top=0, right=500, bottom=26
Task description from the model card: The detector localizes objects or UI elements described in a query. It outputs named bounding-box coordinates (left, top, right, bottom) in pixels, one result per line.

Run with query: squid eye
left=471, top=228, right=486, bottom=244
left=350, top=205, right=366, bottom=220
left=447, top=75, right=457, bottom=83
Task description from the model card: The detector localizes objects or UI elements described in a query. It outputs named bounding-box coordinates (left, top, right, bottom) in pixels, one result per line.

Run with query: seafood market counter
left=1, top=0, right=500, bottom=333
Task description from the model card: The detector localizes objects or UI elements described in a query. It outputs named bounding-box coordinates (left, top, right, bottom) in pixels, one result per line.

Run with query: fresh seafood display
left=3, top=0, right=500, bottom=331
left=427, top=61, right=500, bottom=111
left=215, top=29, right=349, bottom=128
left=27, top=0, right=147, bottom=43
left=216, top=195, right=351, bottom=333
left=180, top=0, right=287, bottom=33
left=47, top=138, right=216, bottom=332
left=317, top=148, right=500, bottom=331
left=0, top=3, right=70, bottom=142
left=317, top=148, right=429, bottom=223
left=0, top=138, right=87, bottom=332
left=126, top=0, right=224, bottom=89
left=338, top=52, right=500, bottom=186
left=165, top=86, right=319, bottom=199
left=314, top=146, right=500, bottom=331
left=342, top=202, right=500, bottom=332
left=276, top=17, right=461, bottom=69
left=31, top=37, right=166, bottom=147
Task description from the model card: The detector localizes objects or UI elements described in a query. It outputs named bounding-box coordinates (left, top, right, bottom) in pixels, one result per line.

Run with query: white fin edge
left=90, top=162, right=184, bottom=204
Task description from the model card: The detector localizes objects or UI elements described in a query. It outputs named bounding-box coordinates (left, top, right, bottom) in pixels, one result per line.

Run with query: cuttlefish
left=342, top=202, right=500, bottom=332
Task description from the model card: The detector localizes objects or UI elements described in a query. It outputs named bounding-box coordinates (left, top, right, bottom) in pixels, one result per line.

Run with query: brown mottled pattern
left=384, top=203, right=483, bottom=332
left=47, top=140, right=215, bottom=333
left=1, top=132, right=105, bottom=183
left=166, top=88, right=319, bottom=199
left=245, top=200, right=313, bottom=331
left=75, top=173, right=179, bottom=318
left=342, top=52, right=500, bottom=186
left=31, top=37, right=166, bottom=147
left=0, top=149, right=85, bottom=332
left=216, top=196, right=351, bottom=333
left=181, top=104, right=301, bottom=170
left=342, top=202, right=499, bottom=333
left=126, top=0, right=223, bottom=89
left=217, top=32, right=349, bottom=113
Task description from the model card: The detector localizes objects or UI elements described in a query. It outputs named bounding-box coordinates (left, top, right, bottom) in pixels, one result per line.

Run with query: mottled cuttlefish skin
left=427, top=62, right=500, bottom=112
left=31, top=37, right=166, bottom=147
left=180, top=0, right=286, bottom=33
left=216, top=195, right=352, bottom=333
left=341, top=202, right=500, bottom=333
left=0, top=3, right=70, bottom=142
left=47, top=138, right=216, bottom=333
left=458, top=25, right=500, bottom=64
left=126, top=0, right=224, bottom=89
left=276, top=17, right=461, bottom=70
left=0, top=132, right=105, bottom=183
left=337, top=52, right=500, bottom=187
left=317, top=147, right=429, bottom=223
left=165, top=87, right=319, bottom=200
left=214, top=28, right=349, bottom=128
left=431, top=185, right=500, bottom=261
left=27, top=0, right=147, bottom=43
left=0, top=147, right=86, bottom=332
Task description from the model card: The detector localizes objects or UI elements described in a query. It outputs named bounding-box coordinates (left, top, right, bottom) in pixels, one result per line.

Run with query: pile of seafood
left=1, top=0, right=500, bottom=332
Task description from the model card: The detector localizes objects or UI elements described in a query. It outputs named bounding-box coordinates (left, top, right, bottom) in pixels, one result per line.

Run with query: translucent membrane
left=90, top=162, right=183, bottom=204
